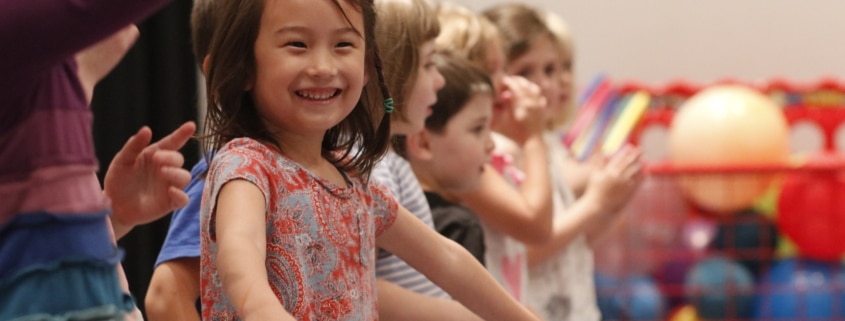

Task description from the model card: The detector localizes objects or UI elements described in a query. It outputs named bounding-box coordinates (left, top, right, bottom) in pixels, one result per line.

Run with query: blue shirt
left=154, top=158, right=207, bottom=267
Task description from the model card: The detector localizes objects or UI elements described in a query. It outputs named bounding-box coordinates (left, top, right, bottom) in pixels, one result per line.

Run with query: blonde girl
left=372, top=0, right=481, bottom=320
left=485, top=4, right=644, bottom=320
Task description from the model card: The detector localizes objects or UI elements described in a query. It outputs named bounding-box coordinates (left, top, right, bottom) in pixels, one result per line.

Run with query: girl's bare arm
left=215, top=180, right=295, bottom=321
left=377, top=207, right=541, bottom=321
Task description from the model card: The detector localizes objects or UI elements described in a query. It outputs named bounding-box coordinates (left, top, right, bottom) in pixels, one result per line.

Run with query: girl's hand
left=585, top=145, right=644, bottom=215
left=495, top=75, right=547, bottom=144
left=105, top=121, right=196, bottom=239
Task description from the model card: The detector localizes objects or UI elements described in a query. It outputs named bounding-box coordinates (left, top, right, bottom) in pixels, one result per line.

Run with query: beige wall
left=452, top=0, right=845, bottom=86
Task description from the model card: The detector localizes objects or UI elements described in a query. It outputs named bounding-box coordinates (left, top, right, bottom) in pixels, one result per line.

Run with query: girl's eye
left=336, top=42, right=353, bottom=48
left=544, top=64, right=557, bottom=76
left=424, top=62, right=436, bottom=70
left=472, top=125, right=485, bottom=134
left=286, top=41, right=307, bottom=48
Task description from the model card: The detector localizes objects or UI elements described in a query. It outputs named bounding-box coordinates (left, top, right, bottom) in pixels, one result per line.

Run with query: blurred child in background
left=485, top=4, right=644, bottom=320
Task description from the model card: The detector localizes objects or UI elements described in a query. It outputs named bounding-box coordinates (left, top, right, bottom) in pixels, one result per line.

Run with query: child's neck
left=277, top=135, right=347, bottom=186
left=411, top=165, right=455, bottom=201
left=274, top=136, right=330, bottom=172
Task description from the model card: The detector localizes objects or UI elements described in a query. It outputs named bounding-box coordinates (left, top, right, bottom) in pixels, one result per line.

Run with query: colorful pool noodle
left=564, top=76, right=613, bottom=147
left=575, top=92, right=629, bottom=161
left=601, top=91, right=651, bottom=155
left=578, top=74, right=607, bottom=106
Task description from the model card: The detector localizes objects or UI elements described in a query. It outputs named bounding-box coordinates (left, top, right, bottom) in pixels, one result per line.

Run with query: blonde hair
left=482, top=3, right=555, bottom=62
left=434, top=2, right=500, bottom=70
left=543, top=11, right=576, bottom=129
left=375, top=0, right=440, bottom=124
left=543, top=11, right=573, bottom=59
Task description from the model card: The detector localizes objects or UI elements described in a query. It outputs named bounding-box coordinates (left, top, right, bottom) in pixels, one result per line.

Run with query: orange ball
left=669, top=85, right=789, bottom=214
left=667, top=305, right=700, bottom=321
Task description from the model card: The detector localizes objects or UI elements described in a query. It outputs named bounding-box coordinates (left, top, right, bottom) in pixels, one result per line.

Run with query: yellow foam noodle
left=601, top=91, right=650, bottom=155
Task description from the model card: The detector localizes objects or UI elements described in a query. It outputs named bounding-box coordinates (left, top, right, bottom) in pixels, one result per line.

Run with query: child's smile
left=251, top=0, right=366, bottom=137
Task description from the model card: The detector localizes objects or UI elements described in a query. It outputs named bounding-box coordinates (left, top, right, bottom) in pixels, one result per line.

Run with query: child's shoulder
left=213, top=138, right=297, bottom=172
left=219, top=137, right=273, bottom=155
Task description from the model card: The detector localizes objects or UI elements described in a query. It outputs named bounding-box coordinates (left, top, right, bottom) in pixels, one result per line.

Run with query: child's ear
left=201, top=55, right=211, bottom=76
left=405, top=130, right=434, bottom=161
left=364, top=68, right=370, bottom=86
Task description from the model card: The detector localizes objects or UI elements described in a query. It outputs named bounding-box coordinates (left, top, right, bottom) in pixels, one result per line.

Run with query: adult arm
left=75, top=24, right=140, bottom=103
left=0, top=0, right=172, bottom=84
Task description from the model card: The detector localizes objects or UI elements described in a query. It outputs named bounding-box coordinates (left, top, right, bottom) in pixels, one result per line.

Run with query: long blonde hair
left=543, top=11, right=576, bottom=130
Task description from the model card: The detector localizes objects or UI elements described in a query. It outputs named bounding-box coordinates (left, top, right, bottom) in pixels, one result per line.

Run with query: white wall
left=451, top=0, right=845, bottom=87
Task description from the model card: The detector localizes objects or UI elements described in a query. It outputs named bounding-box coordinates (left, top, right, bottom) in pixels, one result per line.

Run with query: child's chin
left=460, top=180, right=482, bottom=191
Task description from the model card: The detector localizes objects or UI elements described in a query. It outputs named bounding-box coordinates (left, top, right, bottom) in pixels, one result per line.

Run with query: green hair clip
left=383, top=98, right=394, bottom=114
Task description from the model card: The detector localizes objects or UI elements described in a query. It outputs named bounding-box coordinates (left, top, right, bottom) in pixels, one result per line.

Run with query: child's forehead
left=261, top=0, right=364, bottom=26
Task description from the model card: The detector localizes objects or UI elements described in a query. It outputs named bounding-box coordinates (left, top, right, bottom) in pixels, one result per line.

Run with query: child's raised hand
left=584, top=145, right=644, bottom=215
left=495, top=75, right=547, bottom=144
left=104, top=121, right=196, bottom=239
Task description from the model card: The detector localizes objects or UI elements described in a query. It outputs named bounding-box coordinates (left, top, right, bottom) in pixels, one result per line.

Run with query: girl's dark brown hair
left=202, top=0, right=392, bottom=178
left=190, top=0, right=216, bottom=64
left=482, top=3, right=556, bottom=62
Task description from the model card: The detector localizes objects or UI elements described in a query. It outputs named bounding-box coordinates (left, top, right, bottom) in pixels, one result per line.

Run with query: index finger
left=151, top=121, right=197, bottom=151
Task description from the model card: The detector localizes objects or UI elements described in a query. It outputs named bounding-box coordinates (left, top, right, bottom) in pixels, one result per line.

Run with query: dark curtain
left=90, top=0, right=198, bottom=316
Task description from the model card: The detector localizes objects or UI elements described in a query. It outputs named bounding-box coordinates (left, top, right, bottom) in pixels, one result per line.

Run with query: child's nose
left=485, top=134, right=496, bottom=154
left=434, top=69, right=445, bottom=91
left=307, top=51, right=338, bottom=78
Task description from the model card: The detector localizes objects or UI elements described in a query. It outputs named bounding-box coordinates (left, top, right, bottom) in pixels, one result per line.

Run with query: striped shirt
left=372, top=150, right=450, bottom=298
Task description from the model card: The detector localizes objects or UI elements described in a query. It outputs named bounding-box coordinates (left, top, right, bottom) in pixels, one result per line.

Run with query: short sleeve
left=204, top=139, right=275, bottom=239
left=367, top=180, right=398, bottom=236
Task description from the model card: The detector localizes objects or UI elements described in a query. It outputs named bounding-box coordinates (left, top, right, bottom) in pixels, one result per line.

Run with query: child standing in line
left=372, top=0, right=447, bottom=298
left=198, top=0, right=541, bottom=320
left=484, top=4, right=644, bottom=320
left=371, top=0, right=484, bottom=320
left=435, top=2, right=553, bottom=305
left=147, top=0, right=481, bottom=320
left=148, top=1, right=484, bottom=319
left=402, top=54, right=497, bottom=265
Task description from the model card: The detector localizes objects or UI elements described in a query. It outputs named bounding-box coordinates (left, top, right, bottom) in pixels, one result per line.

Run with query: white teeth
left=297, top=89, right=338, bottom=100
